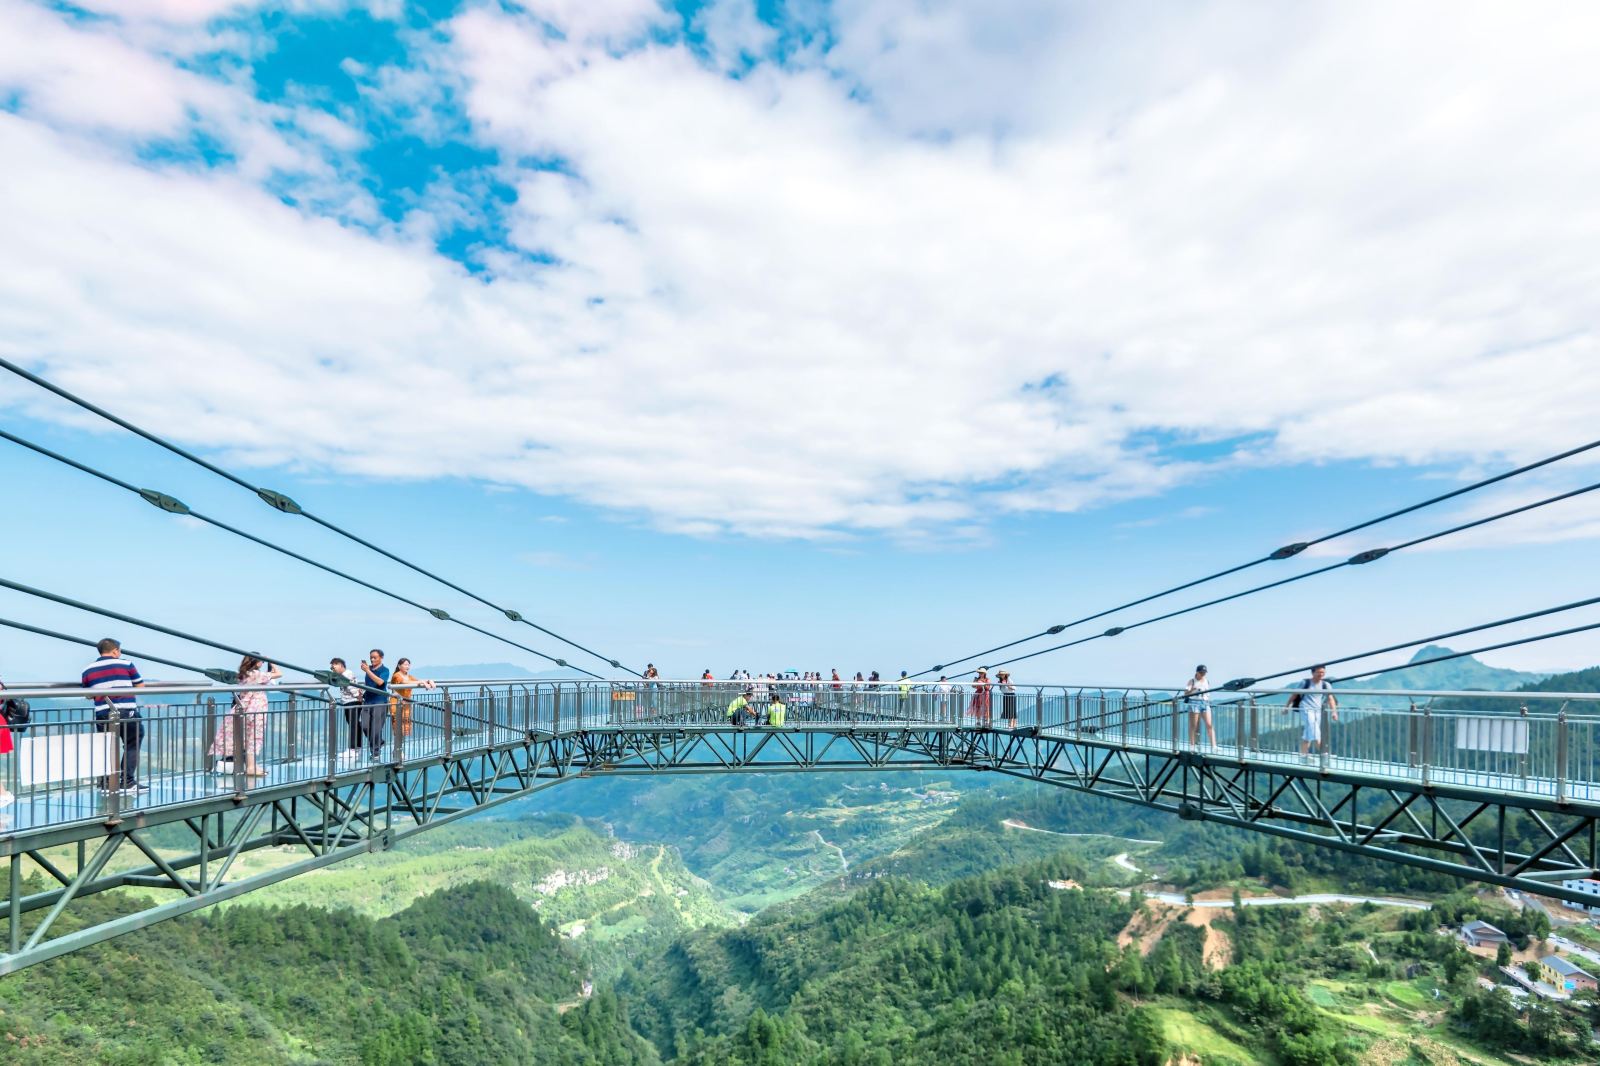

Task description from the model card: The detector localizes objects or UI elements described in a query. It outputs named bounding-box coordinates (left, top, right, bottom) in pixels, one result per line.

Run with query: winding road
left=1121, top=890, right=1429, bottom=910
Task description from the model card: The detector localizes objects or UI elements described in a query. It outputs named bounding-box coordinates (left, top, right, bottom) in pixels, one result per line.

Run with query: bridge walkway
left=1, top=678, right=1598, bottom=973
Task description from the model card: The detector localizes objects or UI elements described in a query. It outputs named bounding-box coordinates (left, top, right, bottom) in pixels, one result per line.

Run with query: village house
left=1542, top=955, right=1598, bottom=994
left=1461, top=920, right=1509, bottom=948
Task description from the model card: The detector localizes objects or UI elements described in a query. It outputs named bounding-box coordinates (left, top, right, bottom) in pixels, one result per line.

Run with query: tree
left=1495, top=941, right=1512, bottom=968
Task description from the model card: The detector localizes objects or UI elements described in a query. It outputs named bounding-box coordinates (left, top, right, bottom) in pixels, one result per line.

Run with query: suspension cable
left=0, top=357, right=638, bottom=677
left=0, top=615, right=237, bottom=680
left=913, top=436, right=1600, bottom=678
left=977, top=477, right=1600, bottom=674
left=0, top=428, right=603, bottom=680
left=1073, top=592, right=1600, bottom=731
left=0, top=574, right=387, bottom=696
left=1222, top=592, right=1600, bottom=690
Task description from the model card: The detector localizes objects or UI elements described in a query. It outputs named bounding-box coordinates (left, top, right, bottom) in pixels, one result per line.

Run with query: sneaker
left=0, top=793, right=14, bottom=809
left=132, top=782, right=151, bottom=793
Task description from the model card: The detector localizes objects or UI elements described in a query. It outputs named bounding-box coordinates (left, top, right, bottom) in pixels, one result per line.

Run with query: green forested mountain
left=0, top=881, right=657, bottom=1065
left=618, top=856, right=1172, bottom=1066
left=4, top=782, right=1591, bottom=1065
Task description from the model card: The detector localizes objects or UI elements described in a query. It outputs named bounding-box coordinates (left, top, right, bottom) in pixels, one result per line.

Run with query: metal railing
left=4, top=679, right=1600, bottom=834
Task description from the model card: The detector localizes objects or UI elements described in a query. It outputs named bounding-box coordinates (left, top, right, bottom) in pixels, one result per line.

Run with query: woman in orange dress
left=388, top=659, right=436, bottom=739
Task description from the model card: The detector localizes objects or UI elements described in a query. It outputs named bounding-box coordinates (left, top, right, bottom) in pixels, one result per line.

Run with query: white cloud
left=1, top=0, right=1599, bottom=540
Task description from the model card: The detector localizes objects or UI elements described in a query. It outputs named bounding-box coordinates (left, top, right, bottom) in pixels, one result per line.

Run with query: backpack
left=1286, top=679, right=1320, bottom=710
left=3, top=697, right=31, bottom=731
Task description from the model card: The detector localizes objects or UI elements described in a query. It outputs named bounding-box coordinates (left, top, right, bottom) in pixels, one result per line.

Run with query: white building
left=1561, top=878, right=1600, bottom=914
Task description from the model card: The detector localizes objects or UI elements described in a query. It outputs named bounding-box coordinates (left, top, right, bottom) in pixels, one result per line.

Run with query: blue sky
left=1, top=0, right=1598, bottom=685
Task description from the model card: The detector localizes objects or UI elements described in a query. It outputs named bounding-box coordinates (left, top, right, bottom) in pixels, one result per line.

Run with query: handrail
left=3, top=679, right=1598, bottom=702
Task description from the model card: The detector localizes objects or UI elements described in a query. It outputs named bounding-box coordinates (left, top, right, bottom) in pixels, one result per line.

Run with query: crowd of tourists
left=0, top=639, right=438, bottom=798
left=0, top=649, right=1343, bottom=804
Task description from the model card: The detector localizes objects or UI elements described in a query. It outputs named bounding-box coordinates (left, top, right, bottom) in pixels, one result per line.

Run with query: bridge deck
left=3, top=680, right=1600, bottom=975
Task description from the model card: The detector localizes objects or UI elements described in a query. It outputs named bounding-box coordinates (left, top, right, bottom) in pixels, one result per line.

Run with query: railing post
left=488, top=686, right=498, bottom=745
left=286, top=690, right=298, bottom=762
left=443, top=693, right=454, bottom=758
left=1170, top=698, right=1180, bottom=753
left=232, top=701, right=247, bottom=794
left=1235, top=700, right=1244, bottom=761
left=1406, top=700, right=1419, bottom=768
left=1517, top=703, right=1529, bottom=781
left=205, top=696, right=217, bottom=775
left=1557, top=709, right=1569, bottom=805
left=394, top=689, right=405, bottom=765
left=1427, top=704, right=1440, bottom=787
left=1248, top=696, right=1258, bottom=752
left=1319, top=703, right=1332, bottom=772
left=325, top=695, right=338, bottom=782
left=554, top=685, right=562, bottom=734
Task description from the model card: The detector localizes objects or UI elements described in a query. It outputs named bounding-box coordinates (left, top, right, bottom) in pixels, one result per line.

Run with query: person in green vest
left=727, top=689, right=752, bottom=726
left=898, top=671, right=912, bottom=717
left=767, top=691, right=787, bottom=727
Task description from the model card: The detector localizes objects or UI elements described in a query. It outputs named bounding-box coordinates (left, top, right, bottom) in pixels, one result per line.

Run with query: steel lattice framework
left=5, top=679, right=1600, bottom=976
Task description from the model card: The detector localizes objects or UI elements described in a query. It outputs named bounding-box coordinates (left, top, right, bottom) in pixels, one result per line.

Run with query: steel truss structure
left=6, top=679, right=1600, bottom=976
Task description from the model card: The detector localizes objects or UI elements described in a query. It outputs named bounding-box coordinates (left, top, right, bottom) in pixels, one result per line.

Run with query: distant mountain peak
left=1357, top=646, right=1552, bottom=694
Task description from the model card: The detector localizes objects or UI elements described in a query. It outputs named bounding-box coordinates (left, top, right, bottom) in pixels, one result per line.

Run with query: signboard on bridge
left=17, top=732, right=119, bottom=788
left=1454, top=716, right=1529, bottom=755
left=611, top=690, right=635, bottom=701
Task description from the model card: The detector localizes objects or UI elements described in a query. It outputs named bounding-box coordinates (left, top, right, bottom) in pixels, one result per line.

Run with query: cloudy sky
left=1, top=0, right=1597, bottom=684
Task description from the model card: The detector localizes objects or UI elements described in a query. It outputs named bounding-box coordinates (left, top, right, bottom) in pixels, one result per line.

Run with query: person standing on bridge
left=82, top=638, right=146, bottom=794
left=388, top=658, right=436, bottom=741
left=1184, top=665, right=1216, bottom=748
left=0, top=672, right=13, bottom=809
left=968, top=668, right=992, bottom=726
left=998, top=670, right=1017, bottom=729
left=209, top=655, right=281, bottom=778
left=642, top=663, right=660, bottom=715
left=360, top=649, right=391, bottom=759
left=1290, top=664, right=1338, bottom=758
left=330, top=657, right=364, bottom=763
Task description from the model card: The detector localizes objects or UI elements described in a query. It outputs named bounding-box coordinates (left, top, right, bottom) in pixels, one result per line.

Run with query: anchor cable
left=976, top=477, right=1600, bottom=674
left=0, top=615, right=241, bottom=680
left=0, top=574, right=390, bottom=695
left=0, top=357, right=638, bottom=677
left=914, top=435, right=1600, bottom=678
left=0, top=429, right=603, bottom=680
left=1073, top=592, right=1600, bottom=730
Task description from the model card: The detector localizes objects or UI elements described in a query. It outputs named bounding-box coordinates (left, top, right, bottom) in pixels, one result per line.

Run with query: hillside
left=224, top=813, right=740, bottom=978
left=0, top=881, right=657, bottom=1065
left=523, top=771, right=984, bottom=910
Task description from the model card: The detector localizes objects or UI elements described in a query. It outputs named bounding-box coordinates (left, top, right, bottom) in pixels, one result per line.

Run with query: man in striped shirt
left=82, top=638, right=146, bottom=793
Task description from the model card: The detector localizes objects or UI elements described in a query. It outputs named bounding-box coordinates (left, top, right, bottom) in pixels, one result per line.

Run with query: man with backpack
left=1289, top=664, right=1338, bottom=758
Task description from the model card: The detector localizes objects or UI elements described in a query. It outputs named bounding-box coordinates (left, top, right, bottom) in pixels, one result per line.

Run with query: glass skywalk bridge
left=2, top=678, right=1598, bottom=974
